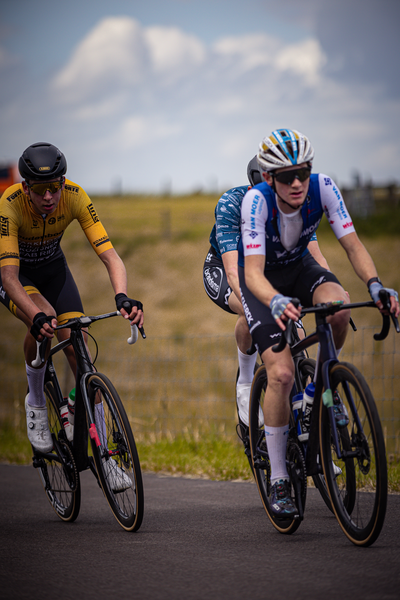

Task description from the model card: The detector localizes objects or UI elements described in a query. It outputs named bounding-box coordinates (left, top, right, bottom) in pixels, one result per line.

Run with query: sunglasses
left=27, top=179, right=64, bottom=195
left=273, top=167, right=311, bottom=185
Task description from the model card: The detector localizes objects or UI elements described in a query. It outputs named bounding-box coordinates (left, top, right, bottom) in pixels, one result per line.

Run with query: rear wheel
left=235, top=364, right=260, bottom=476
left=34, top=382, right=81, bottom=523
left=87, top=373, right=144, bottom=532
left=319, top=362, right=387, bottom=546
left=249, top=365, right=306, bottom=534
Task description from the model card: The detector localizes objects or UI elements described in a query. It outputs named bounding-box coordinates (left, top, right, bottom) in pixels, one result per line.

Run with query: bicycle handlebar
left=31, top=310, right=146, bottom=368
left=272, top=290, right=399, bottom=354
left=271, top=298, right=301, bottom=354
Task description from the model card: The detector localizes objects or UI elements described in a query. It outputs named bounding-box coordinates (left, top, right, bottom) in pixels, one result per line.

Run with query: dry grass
left=1, top=194, right=400, bottom=455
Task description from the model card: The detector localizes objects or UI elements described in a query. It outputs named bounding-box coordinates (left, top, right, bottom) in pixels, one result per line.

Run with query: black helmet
left=18, top=142, right=67, bottom=181
left=247, top=155, right=262, bottom=186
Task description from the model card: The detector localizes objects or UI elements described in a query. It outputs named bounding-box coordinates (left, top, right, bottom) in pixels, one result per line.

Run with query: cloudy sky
left=1, top=0, right=399, bottom=194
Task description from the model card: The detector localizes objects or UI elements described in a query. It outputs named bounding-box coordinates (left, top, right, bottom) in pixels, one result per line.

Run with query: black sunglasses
left=27, top=179, right=64, bottom=196
left=273, top=167, right=311, bottom=185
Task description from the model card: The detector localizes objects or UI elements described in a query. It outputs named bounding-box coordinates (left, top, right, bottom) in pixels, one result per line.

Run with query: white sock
left=264, top=424, right=290, bottom=484
left=237, top=348, right=258, bottom=385
left=26, top=363, right=46, bottom=408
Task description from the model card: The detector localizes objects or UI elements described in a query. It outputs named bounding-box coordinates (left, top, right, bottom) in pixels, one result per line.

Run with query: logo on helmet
left=39, top=166, right=51, bottom=171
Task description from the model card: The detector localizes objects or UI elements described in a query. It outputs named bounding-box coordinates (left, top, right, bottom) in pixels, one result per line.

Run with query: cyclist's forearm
left=308, top=240, right=330, bottom=270
left=340, top=233, right=378, bottom=284
left=244, top=255, right=276, bottom=307
left=99, top=248, right=128, bottom=295
left=221, top=250, right=241, bottom=301
left=1, top=265, right=39, bottom=322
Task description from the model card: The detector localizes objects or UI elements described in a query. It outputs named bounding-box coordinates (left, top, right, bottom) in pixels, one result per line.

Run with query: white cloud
left=1, top=12, right=399, bottom=191
left=52, top=17, right=150, bottom=103
left=116, top=114, right=182, bottom=149
left=213, top=33, right=277, bottom=71
left=145, top=25, right=206, bottom=77
left=275, top=38, right=326, bottom=85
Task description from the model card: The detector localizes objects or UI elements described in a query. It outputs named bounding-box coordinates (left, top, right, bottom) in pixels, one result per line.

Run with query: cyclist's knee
left=264, top=357, right=294, bottom=390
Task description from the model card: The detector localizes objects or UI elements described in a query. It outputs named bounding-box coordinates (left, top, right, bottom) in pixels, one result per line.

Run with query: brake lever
left=119, top=304, right=146, bottom=341
left=374, top=289, right=399, bottom=340
left=31, top=339, right=49, bottom=368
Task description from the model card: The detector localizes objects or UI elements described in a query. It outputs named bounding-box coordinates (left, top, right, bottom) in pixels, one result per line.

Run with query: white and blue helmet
left=257, top=129, right=314, bottom=172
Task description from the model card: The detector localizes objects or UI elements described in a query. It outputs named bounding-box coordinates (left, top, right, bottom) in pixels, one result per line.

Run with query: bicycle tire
left=34, top=382, right=81, bottom=523
left=319, top=362, right=388, bottom=546
left=235, top=364, right=260, bottom=476
left=249, top=365, right=306, bottom=534
left=296, top=358, right=333, bottom=512
left=87, top=373, right=144, bottom=532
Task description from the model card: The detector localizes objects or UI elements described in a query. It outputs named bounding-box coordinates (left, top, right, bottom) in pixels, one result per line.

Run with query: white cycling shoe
left=102, top=457, right=132, bottom=492
left=25, top=394, right=53, bottom=453
left=316, top=454, right=342, bottom=477
left=236, top=383, right=264, bottom=428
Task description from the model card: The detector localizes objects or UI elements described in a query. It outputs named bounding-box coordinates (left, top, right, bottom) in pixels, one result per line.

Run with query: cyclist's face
left=263, top=163, right=310, bottom=211
left=22, top=178, right=64, bottom=216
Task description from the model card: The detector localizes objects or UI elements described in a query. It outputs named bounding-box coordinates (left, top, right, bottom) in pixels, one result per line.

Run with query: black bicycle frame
left=44, top=323, right=101, bottom=473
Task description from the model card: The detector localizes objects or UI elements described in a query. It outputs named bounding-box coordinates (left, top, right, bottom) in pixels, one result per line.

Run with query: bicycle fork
left=317, top=322, right=364, bottom=461
left=80, top=373, right=104, bottom=452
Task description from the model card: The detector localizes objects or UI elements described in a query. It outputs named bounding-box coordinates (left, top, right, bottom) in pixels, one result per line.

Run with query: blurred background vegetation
left=1, top=184, right=399, bottom=483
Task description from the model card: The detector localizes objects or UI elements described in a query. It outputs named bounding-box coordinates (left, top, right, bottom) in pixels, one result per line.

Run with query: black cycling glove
left=30, top=312, right=55, bottom=340
left=115, top=293, right=143, bottom=314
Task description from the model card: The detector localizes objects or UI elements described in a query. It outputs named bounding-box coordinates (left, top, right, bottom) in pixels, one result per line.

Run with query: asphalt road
left=1, top=464, right=399, bottom=600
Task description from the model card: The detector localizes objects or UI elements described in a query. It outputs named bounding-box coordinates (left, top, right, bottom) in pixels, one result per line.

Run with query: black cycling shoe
left=333, top=391, right=349, bottom=428
left=269, top=479, right=298, bottom=517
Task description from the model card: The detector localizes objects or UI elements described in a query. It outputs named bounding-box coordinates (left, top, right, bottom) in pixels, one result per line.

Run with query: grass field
left=1, top=192, right=400, bottom=481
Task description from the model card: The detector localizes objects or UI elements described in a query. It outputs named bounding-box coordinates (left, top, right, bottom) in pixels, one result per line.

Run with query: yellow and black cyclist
left=0, top=142, right=144, bottom=491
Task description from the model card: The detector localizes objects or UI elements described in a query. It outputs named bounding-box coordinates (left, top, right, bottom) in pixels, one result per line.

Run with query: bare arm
left=2, top=265, right=43, bottom=322
left=338, top=231, right=398, bottom=315
left=1, top=264, right=57, bottom=338
left=98, top=248, right=144, bottom=326
left=338, top=232, right=377, bottom=284
left=98, top=248, right=128, bottom=295
left=308, top=240, right=330, bottom=270
left=221, top=250, right=241, bottom=301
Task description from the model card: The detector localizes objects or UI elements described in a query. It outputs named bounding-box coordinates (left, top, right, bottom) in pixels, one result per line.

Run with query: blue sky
left=1, top=0, right=399, bottom=194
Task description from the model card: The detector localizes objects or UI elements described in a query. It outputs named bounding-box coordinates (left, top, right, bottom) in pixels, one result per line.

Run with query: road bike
left=248, top=290, right=399, bottom=546
left=28, top=309, right=145, bottom=532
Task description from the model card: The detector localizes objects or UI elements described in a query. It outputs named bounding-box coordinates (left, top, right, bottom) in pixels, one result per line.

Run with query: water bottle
left=67, top=388, right=76, bottom=426
left=300, top=382, right=315, bottom=441
left=291, top=392, right=304, bottom=440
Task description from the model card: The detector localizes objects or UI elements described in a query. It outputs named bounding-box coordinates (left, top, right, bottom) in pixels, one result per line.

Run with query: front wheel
left=297, top=358, right=334, bottom=513
left=319, top=362, right=387, bottom=546
left=249, top=365, right=306, bottom=535
left=33, top=382, right=81, bottom=523
left=87, top=373, right=144, bottom=532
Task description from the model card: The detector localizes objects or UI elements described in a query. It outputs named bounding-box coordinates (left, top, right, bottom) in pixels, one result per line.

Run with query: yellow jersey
left=0, top=179, right=113, bottom=268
